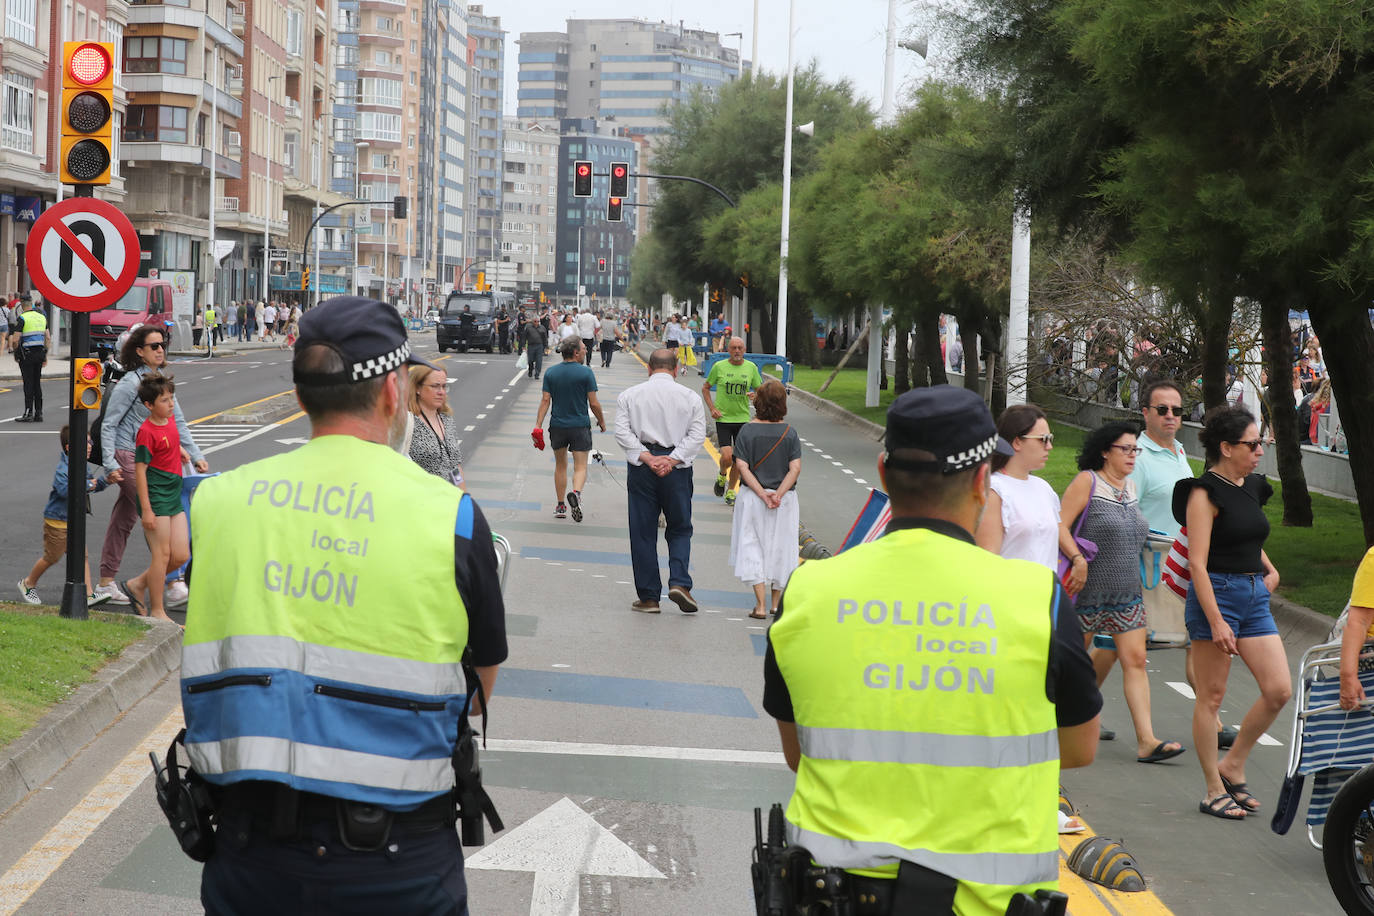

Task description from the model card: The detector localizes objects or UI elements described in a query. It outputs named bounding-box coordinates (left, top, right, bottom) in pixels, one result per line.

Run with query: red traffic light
left=612, top=165, right=625, bottom=178
left=577, top=164, right=590, bottom=177
left=68, top=43, right=112, bottom=85
left=79, top=360, right=101, bottom=381
left=573, top=159, right=594, bottom=198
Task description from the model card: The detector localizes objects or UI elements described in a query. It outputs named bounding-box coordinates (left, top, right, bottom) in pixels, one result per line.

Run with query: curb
left=0, top=620, right=182, bottom=818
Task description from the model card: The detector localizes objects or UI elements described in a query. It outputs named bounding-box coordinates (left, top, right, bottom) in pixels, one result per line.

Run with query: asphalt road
left=0, top=341, right=1351, bottom=915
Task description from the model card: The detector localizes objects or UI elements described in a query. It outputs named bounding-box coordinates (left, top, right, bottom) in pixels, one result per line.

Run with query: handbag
left=1057, top=473, right=1099, bottom=583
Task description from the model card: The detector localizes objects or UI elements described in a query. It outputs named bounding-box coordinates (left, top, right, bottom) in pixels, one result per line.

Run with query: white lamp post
left=775, top=0, right=798, bottom=361
left=354, top=140, right=369, bottom=294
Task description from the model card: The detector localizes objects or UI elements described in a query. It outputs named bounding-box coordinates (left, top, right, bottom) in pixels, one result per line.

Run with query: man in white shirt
left=614, top=348, right=707, bottom=614
left=261, top=303, right=278, bottom=341
left=575, top=308, right=598, bottom=366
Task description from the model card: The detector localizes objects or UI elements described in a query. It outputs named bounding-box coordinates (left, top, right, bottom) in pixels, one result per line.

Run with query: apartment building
left=433, top=0, right=465, bottom=291
left=517, top=19, right=744, bottom=139
left=499, top=116, right=555, bottom=295
left=462, top=2, right=500, bottom=292
left=554, top=118, right=635, bottom=308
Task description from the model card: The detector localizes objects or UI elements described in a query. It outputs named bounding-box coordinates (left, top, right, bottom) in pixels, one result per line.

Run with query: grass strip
left=785, top=366, right=1362, bottom=615
left=0, top=606, right=149, bottom=749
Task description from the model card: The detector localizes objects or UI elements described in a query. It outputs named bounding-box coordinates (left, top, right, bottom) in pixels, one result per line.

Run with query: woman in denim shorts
left=1173, top=405, right=1292, bottom=822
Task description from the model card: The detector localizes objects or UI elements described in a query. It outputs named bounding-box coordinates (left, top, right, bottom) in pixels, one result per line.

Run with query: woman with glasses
left=1060, top=420, right=1184, bottom=766
left=406, top=364, right=464, bottom=486
left=1173, top=406, right=1289, bottom=820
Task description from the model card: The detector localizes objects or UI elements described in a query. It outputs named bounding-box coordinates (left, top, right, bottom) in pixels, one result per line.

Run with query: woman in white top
left=975, top=403, right=1086, bottom=834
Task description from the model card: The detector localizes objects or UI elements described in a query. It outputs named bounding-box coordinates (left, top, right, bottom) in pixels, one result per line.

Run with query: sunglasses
left=1149, top=405, right=1185, bottom=417
left=1020, top=434, right=1054, bottom=447
left=143, top=340, right=166, bottom=350
left=1231, top=439, right=1264, bottom=450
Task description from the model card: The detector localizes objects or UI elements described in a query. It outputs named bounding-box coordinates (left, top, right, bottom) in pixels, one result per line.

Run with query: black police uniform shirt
left=763, top=518, right=1103, bottom=727
left=454, top=499, right=509, bottom=668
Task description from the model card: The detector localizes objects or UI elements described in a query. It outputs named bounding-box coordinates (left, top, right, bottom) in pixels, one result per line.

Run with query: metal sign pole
left=59, top=184, right=94, bottom=619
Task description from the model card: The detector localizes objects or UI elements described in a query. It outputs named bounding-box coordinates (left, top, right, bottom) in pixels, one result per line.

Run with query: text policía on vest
left=837, top=597, right=998, bottom=695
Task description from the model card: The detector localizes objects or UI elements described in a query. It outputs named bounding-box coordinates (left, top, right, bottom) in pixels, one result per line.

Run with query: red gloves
left=531, top=428, right=545, bottom=450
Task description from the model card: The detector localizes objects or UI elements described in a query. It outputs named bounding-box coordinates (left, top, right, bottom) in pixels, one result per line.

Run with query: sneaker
left=713, top=474, right=727, bottom=497
left=88, top=590, right=111, bottom=607
left=165, top=579, right=190, bottom=609
left=554, top=503, right=567, bottom=519
left=17, top=579, right=40, bottom=605
left=630, top=599, right=661, bottom=613
left=567, top=490, right=583, bottom=523
left=724, top=490, right=737, bottom=506
left=93, top=582, right=130, bottom=606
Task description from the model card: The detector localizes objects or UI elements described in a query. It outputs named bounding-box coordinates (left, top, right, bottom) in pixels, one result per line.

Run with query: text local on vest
left=248, top=477, right=379, bottom=608
left=838, top=597, right=998, bottom=695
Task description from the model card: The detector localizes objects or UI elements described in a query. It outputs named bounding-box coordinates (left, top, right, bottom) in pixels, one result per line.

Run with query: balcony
left=124, top=73, right=243, bottom=120
left=357, top=0, right=405, bottom=8
left=121, top=142, right=243, bottom=180
left=356, top=59, right=402, bottom=75
left=218, top=196, right=239, bottom=213
left=228, top=76, right=244, bottom=96
left=229, top=9, right=245, bottom=34
left=358, top=24, right=404, bottom=46
left=128, top=5, right=244, bottom=57
left=284, top=99, right=302, bottom=123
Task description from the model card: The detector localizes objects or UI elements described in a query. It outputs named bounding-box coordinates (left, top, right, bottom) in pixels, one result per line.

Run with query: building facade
left=433, top=0, right=465, bottom=293
left=555, top=118, right=634, bottom=308
left=499, top=115, right=555, bottom=295
left=462, top=3, right=501, bottom=292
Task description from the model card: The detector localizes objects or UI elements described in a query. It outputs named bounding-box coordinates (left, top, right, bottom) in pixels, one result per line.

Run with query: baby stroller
left=1271, top=609, right=1374, bottom=914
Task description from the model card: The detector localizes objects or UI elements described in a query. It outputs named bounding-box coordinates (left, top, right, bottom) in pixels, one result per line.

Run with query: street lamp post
left=775, top=0, right=797, bottom=361
left=354, top=140, right=369, bottom=294
left=725, top=32, right=743, bottom=80
left=262, top=75, right=278, bottom=303
left=383, top=157, right=391, bottom=308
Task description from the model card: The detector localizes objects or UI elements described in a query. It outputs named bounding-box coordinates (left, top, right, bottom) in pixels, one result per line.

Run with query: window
left=5, top=0, right=35, bottom=45
left=356, top=111, right=400, bottom=142
left=357, top=77, right=401, bottom=107
left=411, top=8, right=418, bottom=22
left=123, top=105, right=188, bottom=142
left=123, top=37, right=187, bottom=74
left=1, top=71, right=34, bottom=152
left=286, top=10, right=303, bottom=56
left=410, top=40, right=416, bottom=54
left=283, top=131, right=298, bottom=174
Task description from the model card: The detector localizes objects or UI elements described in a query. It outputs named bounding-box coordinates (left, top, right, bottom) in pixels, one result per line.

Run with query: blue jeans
left=627, top=454, right=693, bottom=601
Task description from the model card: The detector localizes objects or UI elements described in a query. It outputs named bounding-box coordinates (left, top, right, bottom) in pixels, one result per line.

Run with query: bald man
left=702, top=336, right=762, bottom=504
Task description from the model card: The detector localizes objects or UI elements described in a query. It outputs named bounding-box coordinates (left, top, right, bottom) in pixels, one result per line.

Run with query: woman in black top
left=1173, top=405, right=1291, bottom=821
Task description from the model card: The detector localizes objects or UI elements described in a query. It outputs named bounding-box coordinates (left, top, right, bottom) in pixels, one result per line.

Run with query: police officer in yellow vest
left=763, top=386, right=1102, bottom=916
left=14, top=298, right=49, bottom=423
left=180, top=296, right=508, bottom=915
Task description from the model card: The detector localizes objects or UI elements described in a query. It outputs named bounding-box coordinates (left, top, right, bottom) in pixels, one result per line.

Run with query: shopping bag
left=516, top=350, right=528, bottom=371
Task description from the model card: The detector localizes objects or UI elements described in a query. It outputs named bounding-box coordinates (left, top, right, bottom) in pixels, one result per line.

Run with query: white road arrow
left=465, top=797, right=665, bottom=915
left=274, top=437, right=310, bottom=445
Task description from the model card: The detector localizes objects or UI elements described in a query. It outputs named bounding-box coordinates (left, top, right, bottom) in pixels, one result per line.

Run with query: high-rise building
left=500, top=117, right=557, bottom=295
left=518, top=20, right=744, bottom=139
left=555, top=118, right=635, bottom=307
left=435, top=0, right=467, bottom=293
left=324, top=0, right=362, bottom=292
left=463, top=4, right=503, bottom=292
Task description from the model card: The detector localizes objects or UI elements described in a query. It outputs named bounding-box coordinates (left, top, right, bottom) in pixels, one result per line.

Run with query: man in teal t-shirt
left=536, top=337, right=605, bottom=522
left=702, top=336, right=763, bottom=504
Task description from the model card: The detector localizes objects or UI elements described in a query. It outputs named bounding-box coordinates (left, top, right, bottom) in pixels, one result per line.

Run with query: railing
left=228, top=9, right=244, bottom=32
left=218, top=197, right=239, bottom=212
left=285, top=99, right=302, bottom=119
left=228, top=76, right=243, bottom=96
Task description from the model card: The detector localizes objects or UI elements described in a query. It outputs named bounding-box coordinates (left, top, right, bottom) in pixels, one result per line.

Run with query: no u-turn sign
left=25, top=197, right=140, bottom=312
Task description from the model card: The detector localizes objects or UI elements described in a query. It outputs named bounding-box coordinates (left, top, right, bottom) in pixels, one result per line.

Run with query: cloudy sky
left=490, top=0, right=933, bottom=118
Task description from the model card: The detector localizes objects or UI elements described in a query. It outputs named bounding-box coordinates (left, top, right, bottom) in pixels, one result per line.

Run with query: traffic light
left=61, top=42, right=115, bottom=185
left=609, top=162, right=629, bottom=197
left=301, top=268, right=310, bottom=291
left=597, top=257, right=607, bottom=272
left=393, top=196, right=407, bottom=218
left=72, top=357, right=102, bottom=410
left=606, top=197, right=623, bottom=222
left=573, top=160, right=593, bottom=197
left=476, top=271, right=486, bottom=291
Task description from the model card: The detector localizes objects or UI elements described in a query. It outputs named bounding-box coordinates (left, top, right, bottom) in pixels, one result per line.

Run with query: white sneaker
left=17, top=579, right=40, bottom=604
left=88, top=590, right=111, bottom=607
left=93, top=582, right=130, bottom=605
left=165, top=580, right=189, bottom=608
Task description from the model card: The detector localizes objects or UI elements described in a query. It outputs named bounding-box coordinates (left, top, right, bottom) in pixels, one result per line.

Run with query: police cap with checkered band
left=292, top=296, right=437, bottom=386
left=884, top=385, right=1014, bottom=474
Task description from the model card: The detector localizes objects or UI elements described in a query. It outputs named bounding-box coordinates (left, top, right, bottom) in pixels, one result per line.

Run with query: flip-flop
left=1199, top=793, right=1247, bottom=820
left=119, top=580, right=146, bottom=617
left=1220, top=774, right=1261, bottom=811
left=1137, top=741, right=1186, bottom=764
left=748, top=609, right=768, bottom=620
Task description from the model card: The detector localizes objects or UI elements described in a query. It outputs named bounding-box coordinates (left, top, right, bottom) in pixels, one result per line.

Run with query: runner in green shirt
left=702, top=336, right=763, bottom=504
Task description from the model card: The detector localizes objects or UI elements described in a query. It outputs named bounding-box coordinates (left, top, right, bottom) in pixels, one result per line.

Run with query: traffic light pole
left=60, top=184, right=94, bottom=620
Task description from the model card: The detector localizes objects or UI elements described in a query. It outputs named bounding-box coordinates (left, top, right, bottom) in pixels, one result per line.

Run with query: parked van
left=89, top=277, right=176, bottom=352
left=437, top=290, right=514, bottom=353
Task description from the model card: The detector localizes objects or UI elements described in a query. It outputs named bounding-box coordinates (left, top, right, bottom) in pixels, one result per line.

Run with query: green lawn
left=786, top=366, right=1364, bottom=615
left=0, top=606, right=148, bottom=749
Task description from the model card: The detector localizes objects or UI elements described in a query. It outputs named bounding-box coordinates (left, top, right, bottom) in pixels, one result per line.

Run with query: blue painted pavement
left=497, top=668, right=758, bottom=718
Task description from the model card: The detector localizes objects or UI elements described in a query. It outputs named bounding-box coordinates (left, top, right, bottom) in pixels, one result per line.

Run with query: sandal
left=119, top=579, right=147, bottom=617
left=1137, top=741, right=1186, bottom=764
left=1199, top=793, right=1247, bottom=820
left=1220, top=774, right=1261, bottom=811
left=748, top=609, right=768, bottom=620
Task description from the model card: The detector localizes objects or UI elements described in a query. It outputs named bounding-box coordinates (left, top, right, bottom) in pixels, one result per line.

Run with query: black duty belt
left=640, top=442, right=674, bottom=453
left=219, top=781, right=453, bottom=842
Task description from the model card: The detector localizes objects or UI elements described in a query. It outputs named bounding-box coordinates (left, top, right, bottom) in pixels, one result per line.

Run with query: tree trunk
left=1259, top=295, right=1312, bottom=526
left=893, top=321, right=912, bottom=394
left=961, top=322, right=980, bottom=392
left=1200, top=294, right=1232, bottom=410
left=1308, top=296, right=1374, bottom=545
left=817, top=320, right=871, bottom=394
left=924, top=312, right=948, bottom=386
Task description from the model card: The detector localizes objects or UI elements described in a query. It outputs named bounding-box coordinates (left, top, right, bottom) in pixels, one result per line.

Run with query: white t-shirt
left=263, top=305, right=278, bottom=324
left=989, top=472, right=1062, bottom=570
left=558, top=321, right=578, bottom=340
left=576, top=312, right=597, bottom=338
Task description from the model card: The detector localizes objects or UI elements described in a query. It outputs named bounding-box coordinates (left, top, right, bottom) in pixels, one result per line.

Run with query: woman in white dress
left=974, top=403, right=1087, bottom=834
left=728, top=380, right=801, bottom=619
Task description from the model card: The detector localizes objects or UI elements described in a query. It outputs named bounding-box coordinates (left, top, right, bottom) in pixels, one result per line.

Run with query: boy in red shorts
left=120, top=374, right=189, bottom=624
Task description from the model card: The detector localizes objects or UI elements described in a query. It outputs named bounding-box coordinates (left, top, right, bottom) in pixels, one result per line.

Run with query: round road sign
left=25, top=197, right=141, bottom=313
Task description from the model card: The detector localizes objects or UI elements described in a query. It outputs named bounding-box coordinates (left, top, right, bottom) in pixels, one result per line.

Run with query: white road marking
left=202, top=417, right=301, bottom=456
left=821, top=453, right=832, bottom=459
left=552, top=664, right=571, bottom=668
left=201, top=376, right=213, bottom=380
left=1258, top=733, right=1283, bottom=746
left=485, top=738, right=786, bottom=765
left=464, top=425, right=476, bottom=431
left=0, top=708, right=183, bottom=914
left=485, top=403, right=496, bottom=409
left=842, top=469, right=854, bottom=475
left=476, top=413, right=487, bottom=419
left=509, top=370, right=526, bottom=386
left=831, top=461, right=843, bottom=466
left=226, top=369, right=237, bottom=374
left=1167, top=681, right=1196, bottom=699
left=854, top=479, right=867, bottom=485
left=495, top=395, right=504, bottom=400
